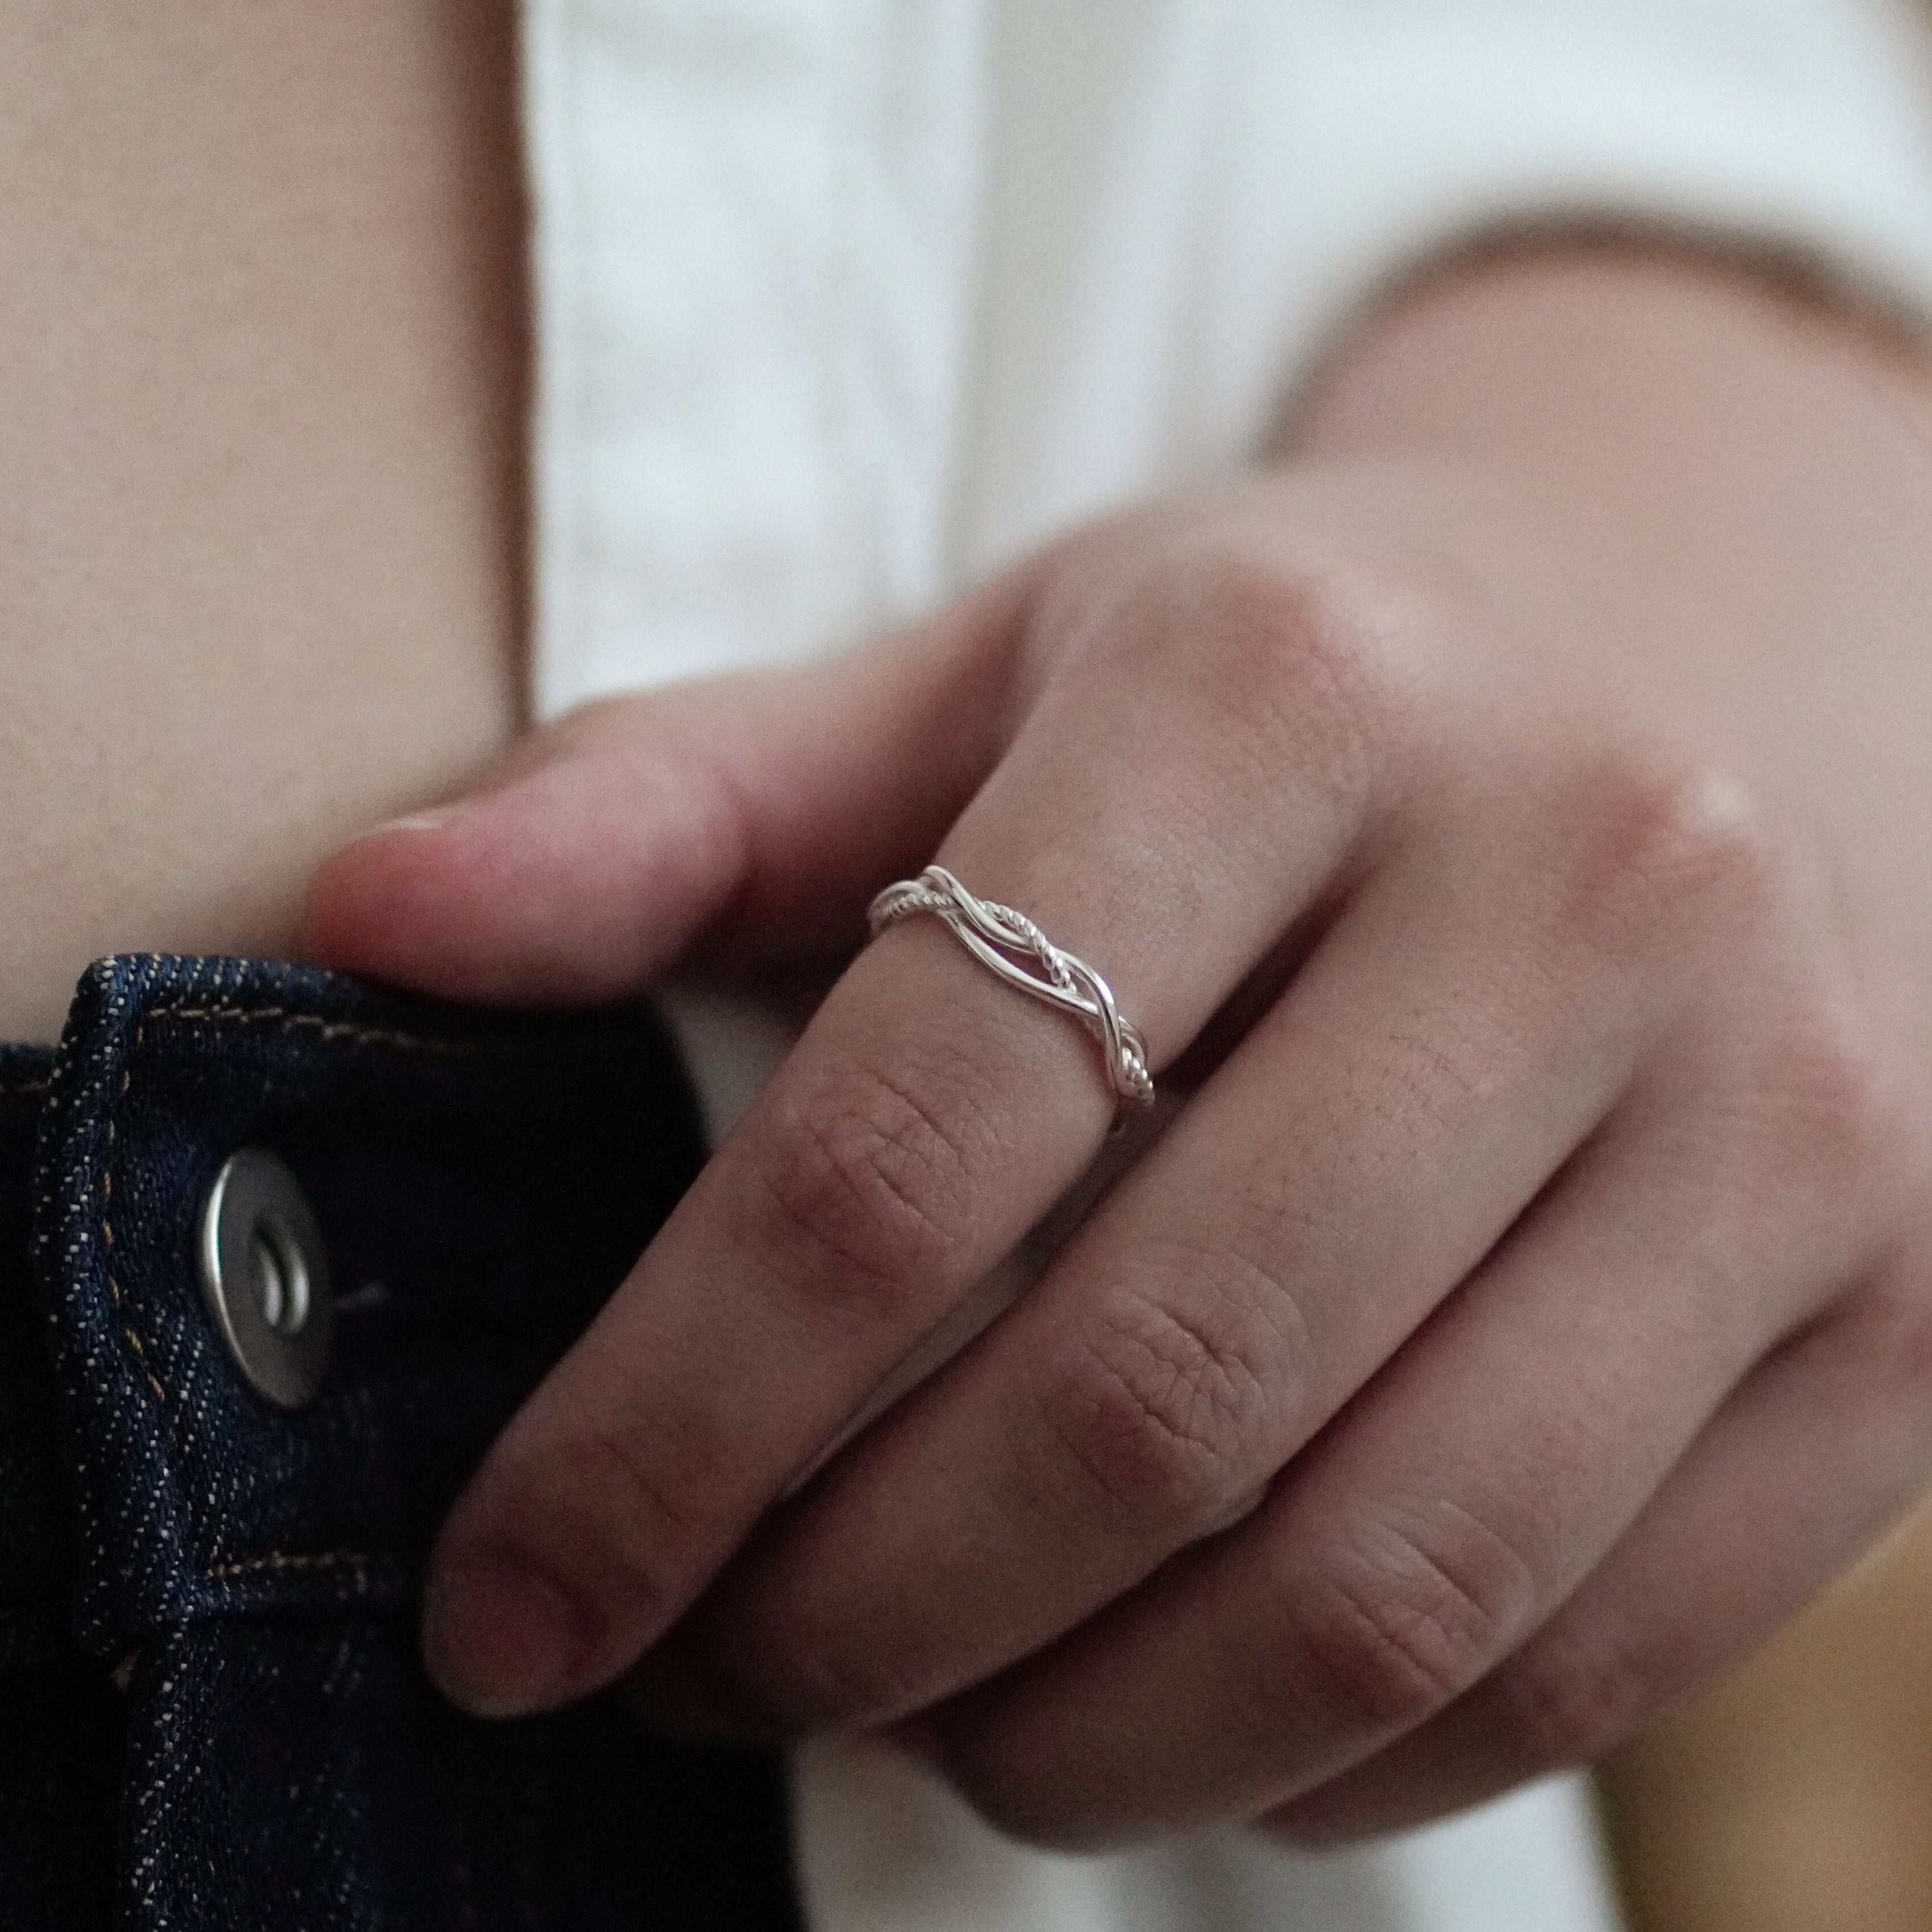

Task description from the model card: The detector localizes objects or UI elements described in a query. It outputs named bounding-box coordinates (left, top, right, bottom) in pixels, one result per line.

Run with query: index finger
left=423, top=565, right=1395, bottom=1717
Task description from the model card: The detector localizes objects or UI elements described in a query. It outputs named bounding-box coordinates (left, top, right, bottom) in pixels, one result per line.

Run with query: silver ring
left=868, top=866, right=1155, bottom=1108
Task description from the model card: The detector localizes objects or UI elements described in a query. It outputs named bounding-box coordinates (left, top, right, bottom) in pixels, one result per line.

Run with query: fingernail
left=422, top=1555, right=593, bottom=1719
left=373, top=806, right=457, bottom=836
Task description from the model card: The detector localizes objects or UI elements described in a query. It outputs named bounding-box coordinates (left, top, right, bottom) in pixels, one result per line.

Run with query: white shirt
left=517, top=4, right=1932, bottom=1927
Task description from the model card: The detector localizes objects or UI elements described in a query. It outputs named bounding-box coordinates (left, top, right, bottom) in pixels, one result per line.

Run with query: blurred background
left=1604, top=1491, right=1932, bottom=1930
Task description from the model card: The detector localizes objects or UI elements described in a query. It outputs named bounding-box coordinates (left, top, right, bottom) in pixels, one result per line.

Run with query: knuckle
left=1191, top=552, right=1390, bottom=798
left=1100, top=539, right=1398, bottom=810
left=1038, top=1262, right=1295, bottom=1535
left=742, top=1043, right=994, bottom=1324
left=1688, top=985, right=1914, bottom=1260
left=1842, top=1262, right=1932, bottom=1411
left=1280, top=1503, right=1538, bottom=1736
left=1755, top=993, right=1910, bottom=1208
left=1557, top=748, right=1780, bottom=968
left=540, top=696, right=751, bottom=890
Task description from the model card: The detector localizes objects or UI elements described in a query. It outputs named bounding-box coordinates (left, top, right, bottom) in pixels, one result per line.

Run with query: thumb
left=300, top=576, right=1030, bottom=1005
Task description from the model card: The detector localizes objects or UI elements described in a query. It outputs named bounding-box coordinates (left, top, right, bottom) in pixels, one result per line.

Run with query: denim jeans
left=0, top=956, right=801, bottom=1931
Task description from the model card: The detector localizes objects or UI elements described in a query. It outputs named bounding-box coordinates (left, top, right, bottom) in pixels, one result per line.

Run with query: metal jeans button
left=197, top=1150, right=334, bottom=1408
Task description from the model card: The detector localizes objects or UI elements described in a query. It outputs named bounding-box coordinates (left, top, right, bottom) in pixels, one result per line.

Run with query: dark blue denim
left=0, top=956, right=801, bottom=1931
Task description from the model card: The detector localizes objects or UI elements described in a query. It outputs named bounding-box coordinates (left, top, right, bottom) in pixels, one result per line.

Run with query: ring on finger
left=868, top=866, right=1155, bottom=1110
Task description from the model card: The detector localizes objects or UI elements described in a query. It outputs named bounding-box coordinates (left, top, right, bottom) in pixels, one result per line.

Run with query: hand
left=303, top=248, right=1932, bottom=1848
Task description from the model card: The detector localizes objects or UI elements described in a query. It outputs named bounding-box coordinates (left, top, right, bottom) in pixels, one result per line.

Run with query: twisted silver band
left=868, top=866, right=1155, bottom=1108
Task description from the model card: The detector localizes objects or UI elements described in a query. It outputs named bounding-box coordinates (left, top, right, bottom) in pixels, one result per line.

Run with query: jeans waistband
left=0, top=956, right=800, bottom=1932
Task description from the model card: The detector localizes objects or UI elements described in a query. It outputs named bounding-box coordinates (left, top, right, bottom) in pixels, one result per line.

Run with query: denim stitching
left=141, top=1003, right=485, bottom=1057
left=101, top=1106, right=169, bottom=1412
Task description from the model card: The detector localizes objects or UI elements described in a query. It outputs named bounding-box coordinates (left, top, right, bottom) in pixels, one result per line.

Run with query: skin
left=3, top=0, right=1926, bottom=1877
left=304, top=244, right=1932, bottom=1850
left=0, top=0, right=523, bottom=1043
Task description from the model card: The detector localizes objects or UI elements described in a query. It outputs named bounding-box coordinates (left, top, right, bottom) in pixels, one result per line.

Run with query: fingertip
left=421, top=1550, right=599, bottom=1720
left=298, top=811, right=466, bottom=983
left=300, top=751, right=739, bottom=1004
left=300, top=802, right=538, bottom=1000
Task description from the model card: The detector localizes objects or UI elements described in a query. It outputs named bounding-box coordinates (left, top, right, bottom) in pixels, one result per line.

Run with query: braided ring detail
left=867, top=866, right=1155, bottom=1108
